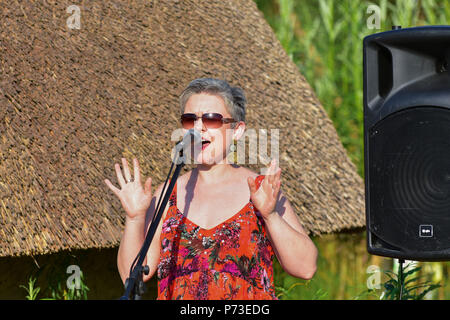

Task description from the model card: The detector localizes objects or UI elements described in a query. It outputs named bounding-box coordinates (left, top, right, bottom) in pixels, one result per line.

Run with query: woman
left=105, top=78, right=317, bottom=300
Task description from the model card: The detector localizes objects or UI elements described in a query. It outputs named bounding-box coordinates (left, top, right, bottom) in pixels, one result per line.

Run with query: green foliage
left=66, top=271, right=90, bottom=300
left=20, top=270, right=89, bottom=300
left=255, top=0, right=449, bottom=178
left=275, top=281, right=328, bottom=300
left=20, top=254, right=89, bottom=300
left=20, top=276, right=41, bottom=300
left=44, top=269, right=89, bottom=300
left=363, top=263, right=442, bottom=300
left=254, top=0, right=450, bottom=300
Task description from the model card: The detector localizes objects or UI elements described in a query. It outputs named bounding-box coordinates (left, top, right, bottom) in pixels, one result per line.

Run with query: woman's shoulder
left=231, top=166, right=265, bottom=187
left=235, top=166, right=260, bottom=180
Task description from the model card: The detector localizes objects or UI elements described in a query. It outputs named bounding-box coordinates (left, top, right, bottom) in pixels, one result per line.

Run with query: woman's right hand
left=104, top=157, right=152, bottom=220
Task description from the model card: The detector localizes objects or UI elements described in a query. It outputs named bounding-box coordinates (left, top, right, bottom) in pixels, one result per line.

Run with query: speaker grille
left=369, top=106, right=450, bottom=252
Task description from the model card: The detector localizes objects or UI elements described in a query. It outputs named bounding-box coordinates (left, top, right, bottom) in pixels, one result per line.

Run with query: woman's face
left=182, top=93, right=240, bottom=165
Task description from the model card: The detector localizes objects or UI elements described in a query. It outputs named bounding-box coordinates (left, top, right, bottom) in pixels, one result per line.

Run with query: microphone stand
left=120, top=146, right=187, bottom=300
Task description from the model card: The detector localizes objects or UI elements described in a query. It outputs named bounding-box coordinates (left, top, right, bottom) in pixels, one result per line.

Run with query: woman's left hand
left=247, top=159, right=282, bottom=220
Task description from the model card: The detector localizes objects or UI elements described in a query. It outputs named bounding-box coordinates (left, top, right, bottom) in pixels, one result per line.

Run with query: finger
left=247, top=177, right=257, bottom=195
left=262, top=174, right=270, bottom=191
left=267, top=167, right=275, bottom=185
left=133, top=158, right=141, bottom=184
left=273, top=167, right=281, bottom=184
left=104, top=179, right=121, bottom=197
left=267, top=159, right=277, bottom=184
left=270, top=168, right=281, bottom=189
left=262, top=182, right=273, bottom=199
left=122, top=158, right=132, bottom=182
left=272, top=179, right=281, bottom=199
left=265, top=167, right=281, bottom=194
left=115, top=163, right=126, bottom=187
left=144, top=177, right=152, bottom=196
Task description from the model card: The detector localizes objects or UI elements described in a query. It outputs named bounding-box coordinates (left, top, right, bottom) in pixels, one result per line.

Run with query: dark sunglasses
left=180, top=113, right=236, bottom=129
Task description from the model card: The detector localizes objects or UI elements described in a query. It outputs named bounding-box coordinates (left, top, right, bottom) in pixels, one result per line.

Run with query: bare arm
left=248, top=159, right=317, bottom=279
left=263, top=193, right=318, bottom=279
left=117, top=214, right=146, bottom=283
left=105, top=158, right=169, bottom=284
left=116, top=182, right=170, bottom=284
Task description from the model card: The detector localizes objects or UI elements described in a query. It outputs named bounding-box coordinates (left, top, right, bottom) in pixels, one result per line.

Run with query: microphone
left=174, top=129, right=202, bottom=153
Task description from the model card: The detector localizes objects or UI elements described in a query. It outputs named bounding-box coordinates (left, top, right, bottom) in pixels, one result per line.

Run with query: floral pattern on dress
left=156, top=175, right=277, bottom=300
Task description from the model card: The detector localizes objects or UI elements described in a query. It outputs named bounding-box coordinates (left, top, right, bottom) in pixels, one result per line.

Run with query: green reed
left=255, top=0, right=450, bottom=300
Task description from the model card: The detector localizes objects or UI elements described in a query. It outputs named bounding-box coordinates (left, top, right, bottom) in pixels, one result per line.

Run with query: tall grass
left=255, top=0, right=450, bottom=299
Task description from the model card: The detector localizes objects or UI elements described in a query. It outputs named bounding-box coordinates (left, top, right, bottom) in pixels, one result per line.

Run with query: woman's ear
left=232, top=121, right=246, bottom=140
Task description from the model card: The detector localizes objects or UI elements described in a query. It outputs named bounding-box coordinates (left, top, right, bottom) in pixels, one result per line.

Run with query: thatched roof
left=0, top=0, right=365, bottom=257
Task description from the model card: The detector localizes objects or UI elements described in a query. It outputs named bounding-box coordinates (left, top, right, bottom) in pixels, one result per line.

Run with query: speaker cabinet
left=364, top=26, right=450, bottom=261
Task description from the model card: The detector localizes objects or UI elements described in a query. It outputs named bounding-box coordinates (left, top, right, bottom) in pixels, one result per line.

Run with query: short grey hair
left=179, top=78, right=246, bottom=126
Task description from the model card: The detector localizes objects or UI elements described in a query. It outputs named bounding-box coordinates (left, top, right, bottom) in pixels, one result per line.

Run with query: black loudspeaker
left=364, top=26, right=450, bottom=261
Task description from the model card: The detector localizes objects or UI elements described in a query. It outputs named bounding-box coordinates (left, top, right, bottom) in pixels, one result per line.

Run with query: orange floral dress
left=156, top=175, right=277, bottom=300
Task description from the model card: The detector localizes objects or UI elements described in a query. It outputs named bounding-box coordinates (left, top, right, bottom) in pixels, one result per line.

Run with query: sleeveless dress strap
left=254, top=175, right=265, bottom=190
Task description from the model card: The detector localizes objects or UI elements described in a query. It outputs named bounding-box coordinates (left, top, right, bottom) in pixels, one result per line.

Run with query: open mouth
left=201, top=140, right=211, bottom=150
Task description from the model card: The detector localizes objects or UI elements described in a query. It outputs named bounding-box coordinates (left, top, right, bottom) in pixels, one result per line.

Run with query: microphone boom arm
left=120, top=146, right=186, bottom=300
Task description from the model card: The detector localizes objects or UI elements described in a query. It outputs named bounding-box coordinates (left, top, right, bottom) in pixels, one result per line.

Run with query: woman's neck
left=195, top=163, right=236, bottom=185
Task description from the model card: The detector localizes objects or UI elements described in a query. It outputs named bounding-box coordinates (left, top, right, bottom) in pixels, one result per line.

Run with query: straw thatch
left=0, top=0, right=365, bottom=257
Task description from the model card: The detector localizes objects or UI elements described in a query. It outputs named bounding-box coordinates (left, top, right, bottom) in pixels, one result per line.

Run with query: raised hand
left=247, top=159, right=282, bottom=220
left=104, top=157, right=153, bottom=220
